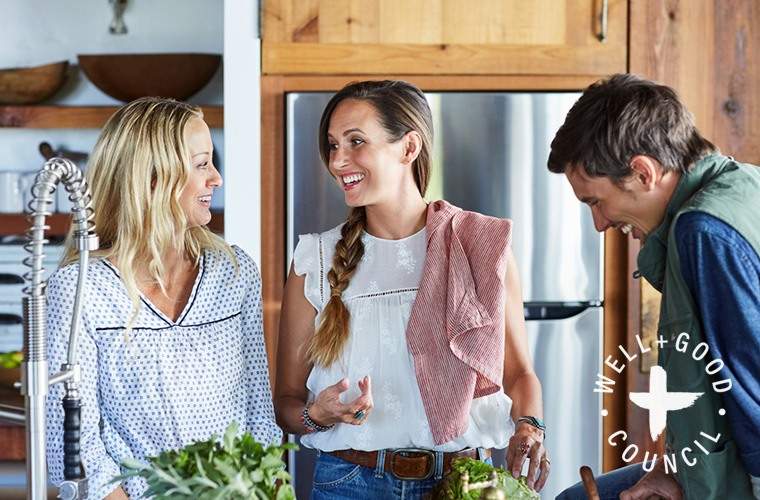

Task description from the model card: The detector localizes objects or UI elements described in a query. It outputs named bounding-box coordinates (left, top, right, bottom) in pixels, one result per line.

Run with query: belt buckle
left=389, top=448, right=436, bottom=480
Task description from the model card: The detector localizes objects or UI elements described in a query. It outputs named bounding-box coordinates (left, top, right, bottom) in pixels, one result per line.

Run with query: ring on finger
left=541, top=457, right=551, bottom=466
left=353, top=409, right=366, bottom=420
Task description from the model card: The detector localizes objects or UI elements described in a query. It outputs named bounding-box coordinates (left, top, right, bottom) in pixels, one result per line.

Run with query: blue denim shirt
left=675, top=211, right=760, bottom=476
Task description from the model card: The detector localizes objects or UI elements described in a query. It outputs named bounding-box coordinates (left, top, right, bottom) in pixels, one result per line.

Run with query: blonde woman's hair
left=306, top=80, right=434, bottom=367
left=62, top=97, right=234, bottom=328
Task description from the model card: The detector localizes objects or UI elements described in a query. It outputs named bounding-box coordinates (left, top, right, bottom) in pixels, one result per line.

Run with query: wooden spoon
left=580, top=466, right=601, bottom=500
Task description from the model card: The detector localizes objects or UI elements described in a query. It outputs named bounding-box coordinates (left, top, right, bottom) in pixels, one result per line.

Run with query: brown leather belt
left=329, top=447, right=491, bottom=480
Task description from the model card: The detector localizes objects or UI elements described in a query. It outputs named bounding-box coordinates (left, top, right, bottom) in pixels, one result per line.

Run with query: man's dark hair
left=547, top=73, right=716, bottom=182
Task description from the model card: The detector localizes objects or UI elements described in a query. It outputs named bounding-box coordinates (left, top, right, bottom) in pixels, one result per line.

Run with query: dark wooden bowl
left=77, top=53, right=221, bottom=102
left=0, top=61, right=69, bottom=104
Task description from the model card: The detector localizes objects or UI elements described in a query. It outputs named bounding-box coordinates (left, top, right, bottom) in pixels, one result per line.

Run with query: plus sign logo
left=629, top=366, right=703, bottom=441
left=593, top=332, right=732, bottom=474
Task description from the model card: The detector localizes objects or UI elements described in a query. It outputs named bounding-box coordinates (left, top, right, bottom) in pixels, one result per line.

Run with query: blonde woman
left=45, top=97, right=281, bottom=499
left=275, top=80, right=550, bottom=499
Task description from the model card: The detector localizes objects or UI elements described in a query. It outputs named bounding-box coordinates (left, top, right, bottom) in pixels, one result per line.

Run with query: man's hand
left=620, top=459, right=683, bottom=500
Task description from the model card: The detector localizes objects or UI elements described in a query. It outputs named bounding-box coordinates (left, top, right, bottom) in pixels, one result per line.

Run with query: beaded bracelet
left=301, top=404, right=334, bottom=433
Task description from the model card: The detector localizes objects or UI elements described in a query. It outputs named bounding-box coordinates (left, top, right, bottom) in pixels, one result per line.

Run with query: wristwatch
left=516, top=415, right=546, bottom=435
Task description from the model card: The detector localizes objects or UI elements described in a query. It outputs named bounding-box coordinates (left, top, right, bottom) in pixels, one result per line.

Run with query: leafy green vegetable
left=115, top=422, right=297, bottom=499
left=0, top=351, right=23, bottom=369
left=433, top=457, right=539, bottom=500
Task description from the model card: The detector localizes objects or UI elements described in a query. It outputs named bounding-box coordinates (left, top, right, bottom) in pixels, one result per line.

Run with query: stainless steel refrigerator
left=285, top=91, right=603, bottom=499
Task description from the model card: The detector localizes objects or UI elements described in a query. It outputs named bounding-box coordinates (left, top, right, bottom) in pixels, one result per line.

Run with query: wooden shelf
left=0, top=211, right=224, bottom=237
left=0, top=105, right=224, bottom=129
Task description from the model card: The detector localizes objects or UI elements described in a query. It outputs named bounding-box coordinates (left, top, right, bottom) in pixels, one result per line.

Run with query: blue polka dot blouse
left=44, top=246, right=282, bottom=498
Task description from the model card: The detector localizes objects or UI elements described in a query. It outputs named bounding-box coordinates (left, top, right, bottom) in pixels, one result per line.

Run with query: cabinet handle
left=598, top=0, right=609, bottom=43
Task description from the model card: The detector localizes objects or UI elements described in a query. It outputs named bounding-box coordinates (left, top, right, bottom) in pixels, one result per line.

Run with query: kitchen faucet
left=2, top=158, right=98, bottom=499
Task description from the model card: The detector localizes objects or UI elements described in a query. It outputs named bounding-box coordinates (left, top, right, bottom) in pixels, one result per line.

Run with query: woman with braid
left=274, top=80, right=550, bottom=498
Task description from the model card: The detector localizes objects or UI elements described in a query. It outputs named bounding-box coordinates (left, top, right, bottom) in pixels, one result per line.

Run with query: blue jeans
left=310, top=449, right=492, bottom=499
left=556, top=463, right=646, bottom=500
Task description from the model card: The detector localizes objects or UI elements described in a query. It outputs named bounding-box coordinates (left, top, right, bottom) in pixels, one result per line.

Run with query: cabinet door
left=262, top=0, right=627, bottom=75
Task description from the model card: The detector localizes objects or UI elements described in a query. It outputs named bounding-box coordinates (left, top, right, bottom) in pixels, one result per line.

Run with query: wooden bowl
left=77, top=53, right=221, bottom=102
left=0, top=61, right=69, bottom=104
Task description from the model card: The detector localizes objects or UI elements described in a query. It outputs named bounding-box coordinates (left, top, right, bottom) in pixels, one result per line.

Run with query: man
left=550, top=74, right=759, bottom=500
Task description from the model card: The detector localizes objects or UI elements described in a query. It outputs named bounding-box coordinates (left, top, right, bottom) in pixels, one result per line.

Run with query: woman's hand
left=506, top=422, right=550, bottom=492
left=309, top=375, right=373, bottom=426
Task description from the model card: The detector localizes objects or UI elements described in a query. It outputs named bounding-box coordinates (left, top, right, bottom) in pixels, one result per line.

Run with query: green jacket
left=637, top=153, right=759, bottom=499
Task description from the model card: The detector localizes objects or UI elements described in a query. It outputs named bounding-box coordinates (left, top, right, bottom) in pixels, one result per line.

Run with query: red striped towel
left=406, top=200, right=512, bottom=444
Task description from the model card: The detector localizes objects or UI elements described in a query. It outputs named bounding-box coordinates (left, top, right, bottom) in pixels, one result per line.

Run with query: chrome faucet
left=11, top=158, right=98, bottom=500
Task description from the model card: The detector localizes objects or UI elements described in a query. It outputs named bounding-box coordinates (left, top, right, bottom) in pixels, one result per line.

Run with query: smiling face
left=564, top=157, right=678, bottom=241
left=326, top=99, right=415, bottom=208
left=179, top=117, right=221, bottom=227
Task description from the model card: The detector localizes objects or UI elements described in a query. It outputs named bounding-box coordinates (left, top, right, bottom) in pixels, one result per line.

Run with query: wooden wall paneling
left=602, top=229, right=630, bottom=472
left=261, top=76, right=286, bottom=385
left=631, top=0, right=760, bottom=163
left=626, top=0, right=715, bottom=469
left=626, top=0, right=760, bottom=470
left=628, top=1, right=716, bottom=138
left=712, top=0, right=760, bottom=163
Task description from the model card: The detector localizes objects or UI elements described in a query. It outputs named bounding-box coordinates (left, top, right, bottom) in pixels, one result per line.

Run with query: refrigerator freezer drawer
left=524, top=306, right=603, bottom=499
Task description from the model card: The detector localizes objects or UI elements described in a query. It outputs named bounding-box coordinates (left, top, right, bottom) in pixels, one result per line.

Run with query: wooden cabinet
left=262, top=0, right=627, bottom=75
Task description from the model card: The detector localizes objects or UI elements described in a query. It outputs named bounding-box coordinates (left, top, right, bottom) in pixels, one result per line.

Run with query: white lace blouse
left=294, top=224, right=513, bottom=452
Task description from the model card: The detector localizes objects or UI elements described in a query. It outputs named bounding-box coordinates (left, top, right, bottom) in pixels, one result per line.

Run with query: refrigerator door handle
left=523, top=301, right=602, bottom=321
left=0, top=313, right=23, bottom=325
left=0, top=273, right=25, bottom=285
